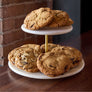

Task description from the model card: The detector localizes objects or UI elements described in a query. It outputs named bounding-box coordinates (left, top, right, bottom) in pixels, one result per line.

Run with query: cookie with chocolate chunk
left=14, top=47, right=39, bottom=72
left=37, top=51, right=73, bottom=77
left=8, top=44, right=41, bottom=72
left=24, top=7, right=54, bottom=30
left=51, top=46, right=82, bottom=68
left=37, top=46, right=82, bottom=77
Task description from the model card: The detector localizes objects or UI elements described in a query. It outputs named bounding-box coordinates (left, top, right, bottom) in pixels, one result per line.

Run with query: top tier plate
left=21, top=24, right=73, bottom=35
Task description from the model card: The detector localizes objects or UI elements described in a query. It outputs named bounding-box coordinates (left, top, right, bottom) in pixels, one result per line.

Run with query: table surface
left=0, top=31, right=92, bottom=92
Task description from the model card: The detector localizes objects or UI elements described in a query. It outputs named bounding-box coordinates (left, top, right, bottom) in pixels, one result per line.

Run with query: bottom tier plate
left=8, top=59, right=85, bottom=79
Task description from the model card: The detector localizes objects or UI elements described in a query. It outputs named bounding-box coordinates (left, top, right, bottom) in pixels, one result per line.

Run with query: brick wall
left=0, top=0, right=53, bottom=65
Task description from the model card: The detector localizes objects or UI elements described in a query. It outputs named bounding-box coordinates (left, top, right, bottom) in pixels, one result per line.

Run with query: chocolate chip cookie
left=37, top=46, right=82, bottom=77
left=47, top=10, right=69, bottom=28
left=51, top=46, right=82, bottom=68
left=14, top=47, right=40, bottom=72
left=24, top=7, right=54, bottom=30
left=37, top=51, right=73, bottom=77
left=8, top=44, right=41, bottom=72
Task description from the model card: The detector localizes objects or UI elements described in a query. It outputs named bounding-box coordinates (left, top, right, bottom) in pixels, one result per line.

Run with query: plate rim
left=8, top=59, right=85, bottom=79
left=21, top=24, right=73, bottom=35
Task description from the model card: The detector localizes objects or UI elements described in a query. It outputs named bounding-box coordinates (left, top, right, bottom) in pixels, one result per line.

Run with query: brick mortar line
left=0, top=14, right=26, bottom=20
left=0, top=0, right=47, bottom=7
left=0, top=28, right=22, bottom=35
left=0, top=36, right=34, bottom=47
left=0, top=32, right=3, bottom=35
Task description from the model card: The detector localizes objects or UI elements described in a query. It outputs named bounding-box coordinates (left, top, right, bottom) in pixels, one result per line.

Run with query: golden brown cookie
left=8, top=44, right=41, bottom=72
left=24, top=7, right=54, bottom=30
left=40, top=43, right=60, bottom=53
left=37, top=46, right=82, bottom=77
left=37, top=51, right=73, bottom=77
left=14, top=47, right=40, bottom=72
left=51, top=46, right=82, bottom=68
left=21, top=44, right=41, bottom=57
left=47, top=10, right=69, bottom=28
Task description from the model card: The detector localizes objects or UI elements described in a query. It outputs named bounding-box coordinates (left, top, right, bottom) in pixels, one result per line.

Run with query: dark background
left=53, top=0, right=91, bottom=33
left=52, top=0, right=91, bottom=45
left=53, top=0, right=80, bottom=44
left=81, top=0, right=92, bottom=33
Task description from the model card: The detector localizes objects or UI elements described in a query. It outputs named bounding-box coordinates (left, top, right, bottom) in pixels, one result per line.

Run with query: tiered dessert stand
left=8, top=24, right=85, bottom=79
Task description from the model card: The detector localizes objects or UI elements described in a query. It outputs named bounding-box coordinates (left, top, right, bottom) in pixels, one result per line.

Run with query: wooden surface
left=0, top=31, right=92, bottom=92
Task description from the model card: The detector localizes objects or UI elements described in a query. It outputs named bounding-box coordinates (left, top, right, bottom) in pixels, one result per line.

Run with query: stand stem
left=45, top=35, right=48, bottom=52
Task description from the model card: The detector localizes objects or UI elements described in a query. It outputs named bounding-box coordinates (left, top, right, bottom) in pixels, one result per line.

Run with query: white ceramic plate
left=8, top=59, right=85, bottom=79
left=21, top=24, right=73, bottom=35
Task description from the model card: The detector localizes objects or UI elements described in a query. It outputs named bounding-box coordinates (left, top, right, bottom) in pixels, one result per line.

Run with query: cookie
left=14, top=47, right=40, bottom=72
left=37, top=51, right=73, bottom=77
left=37, top=46, right=82, bottom=77
left=40, top=43, right=60, bottom=53
left=8, top=44, right=41, bottom=72
left=51, top=46, right=82, bottom=67
left=24, top=7, right=54, bottom=30
left=47, top=10, right=69, bottom=28
left=21, top=44, right=41, bottom=57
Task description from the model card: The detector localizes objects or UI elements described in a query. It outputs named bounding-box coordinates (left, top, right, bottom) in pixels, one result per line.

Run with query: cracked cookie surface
left=8, top=44, right=41, bottom=72
left=37, top=46, right=82, bottom=77
left=24, top=7, right=54, bottom=30
left=47, top=10, right=69, bottom=28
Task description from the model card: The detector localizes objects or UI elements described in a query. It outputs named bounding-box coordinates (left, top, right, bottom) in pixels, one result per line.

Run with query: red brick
left=3, top=4, right=25, bottom=18
left=3, top=29, right=25, bottom=44
left=3, top=18, right=15, bottom=32
left=14, top=0, right=34, bottom=4
left=25, top=33, right=33, bottom=37
left=1, top=0, right=34, bottom=5
left=24, top=2, right=48, bottom=14
left=15, top=16, right=25, bottom=29
left=1, top=0, right=15, bottom=5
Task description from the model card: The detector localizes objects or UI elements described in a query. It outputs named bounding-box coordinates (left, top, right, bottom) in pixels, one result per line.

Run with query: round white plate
left=8, top=59, right=85, bottom=79
left=21, top=24, right=73, bottom=35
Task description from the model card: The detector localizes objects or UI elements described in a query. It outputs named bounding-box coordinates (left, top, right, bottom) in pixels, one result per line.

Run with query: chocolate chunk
left=49, top=65, right=56, bottom=68
left=50, top=53, right=54, bottom=56
left=64, top=65, right=68, bottom=71
left=30, top=23, right=35, bottom=28
left=70, top=58, right=75, bottom=61
left=62, top=48, right=65, bottom=50
left=73, top=60, right=79, bottom=64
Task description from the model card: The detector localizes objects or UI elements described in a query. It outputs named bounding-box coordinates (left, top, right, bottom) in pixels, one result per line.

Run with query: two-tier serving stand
left=8, top=24, right=85, bottom=79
